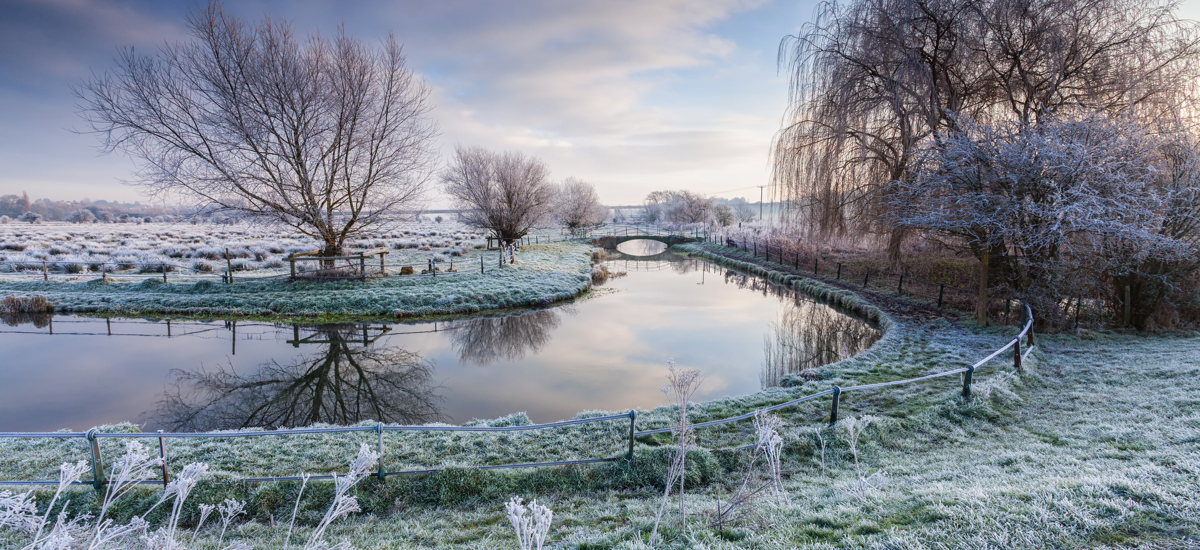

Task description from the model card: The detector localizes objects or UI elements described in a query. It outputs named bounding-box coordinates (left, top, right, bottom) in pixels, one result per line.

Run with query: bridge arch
left=591, top=235, right=700, bottom=249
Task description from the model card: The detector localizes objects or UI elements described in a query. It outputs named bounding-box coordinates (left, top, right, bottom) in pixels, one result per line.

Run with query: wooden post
left=1118, top=283, right=1128, bottom=326
left=293, top=325, right=300, bottom=347
left=937, top=284, right=945, bottom=308
left=360, top=254, right=366, bottom=281
left=897, top=275, right=903, bottom=295
left=836, top=263, right=841, bottom=280
left=162, top=264, right=167, bottom=283
left=962, top=365, right=974, bottom=398
left=977, top=248, right=989, bottom=327
left=481, top=255, right=484, bottom=274
left=289, top=255, right=296, bottom=280
left=380, top=252, right=385, bottom=276
left=43, top=261, right=47, bottom=281
left=225, top=248, right=233, bottom=284
left=814, top=258, right=818, bottom=275
left=87, top=429, right=104, bottom=491
left=863, top=269, right=870, bottom=288
left=828, top=386, right=841, bottom=426
left=101, top=263, right=105, bottom=280
left=1014, top=338, right=1022, bottom=372
left=627, top=410, right=637, bottom=460
left=158, top=431, right=169, bottom=487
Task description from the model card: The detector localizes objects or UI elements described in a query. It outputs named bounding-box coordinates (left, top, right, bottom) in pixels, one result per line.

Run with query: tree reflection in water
left=761, top=298, right=881, bottom=387
left=450, top=309, right=562, bottom=366
left=154, top=324, right=443, bottom=431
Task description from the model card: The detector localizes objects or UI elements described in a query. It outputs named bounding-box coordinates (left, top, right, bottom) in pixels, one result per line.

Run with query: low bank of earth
left=2, top=244, right=1198, bottom=549
left=0, top=242, right=593, bottom=319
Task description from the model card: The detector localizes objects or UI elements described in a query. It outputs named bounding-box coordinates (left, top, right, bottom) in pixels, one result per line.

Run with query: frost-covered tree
left=888, top=113, right=1199, bottom=326
left=442, top=146, right=555, bottom=244
left=774, top=0, right=1200, bottom=244
left=641, top=190, right=713, bottom=225
left=66, top=209, right=95, bottom=223
left=77, top=1, right=438, bottom=258
left=553, top=177, right=606, bottom=231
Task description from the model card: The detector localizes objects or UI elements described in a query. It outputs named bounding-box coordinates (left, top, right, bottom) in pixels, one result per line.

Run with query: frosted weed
left=505, top=497, right=553, bottom=550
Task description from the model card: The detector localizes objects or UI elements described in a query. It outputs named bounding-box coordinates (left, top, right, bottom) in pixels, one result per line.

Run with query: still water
left=0, top=243, right=880, bottom=432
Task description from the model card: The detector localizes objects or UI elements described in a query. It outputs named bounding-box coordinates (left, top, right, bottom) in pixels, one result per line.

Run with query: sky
left=4, top=0, right=1200, bottom=209
left=0, top=0, right=822, bottom=208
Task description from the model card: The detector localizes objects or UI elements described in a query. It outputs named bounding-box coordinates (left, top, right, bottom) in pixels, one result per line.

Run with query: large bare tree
left=441, top=145, right=555, bottom=244
left=77, top=2, right=438, bottom=257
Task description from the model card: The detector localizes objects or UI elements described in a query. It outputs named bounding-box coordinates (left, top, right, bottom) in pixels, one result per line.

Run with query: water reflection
left=2, top=313, right=51, bottom=329
left=450, top=309, right=563, bottom=366
left=761, top=300, right=881, bottom=387
left=152, top=324, right=443, bottom=431
left=615, top=239, right=669, bottom=256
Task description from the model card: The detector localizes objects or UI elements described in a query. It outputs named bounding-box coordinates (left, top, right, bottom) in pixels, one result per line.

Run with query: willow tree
left=77, top=2, right=438, bottom=257
left=773, top=0, right=1198, bottom=251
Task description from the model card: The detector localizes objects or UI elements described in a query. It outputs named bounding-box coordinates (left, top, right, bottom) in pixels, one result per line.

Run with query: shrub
left=1, top=294, right=54, bottom=313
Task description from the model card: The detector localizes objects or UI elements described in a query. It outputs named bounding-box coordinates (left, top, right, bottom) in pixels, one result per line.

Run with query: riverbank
left=0, top=241, right=593, bottom=319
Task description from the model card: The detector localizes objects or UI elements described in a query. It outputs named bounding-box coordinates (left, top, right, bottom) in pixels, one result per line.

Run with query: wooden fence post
left=828, top=386, right=841, bottom=426
left=863, top=269, right=870, bottom=288
left=962, top=366, right=974, bottom=398
left=836, top=263, right=841, bottom=280
left=897, top=275, right=903, bottom=295
left=937, top=284, right=945, bottom=308
left=225, top=248, right=233, bottom=283
left=1013, top=338, right=1022, bottom=372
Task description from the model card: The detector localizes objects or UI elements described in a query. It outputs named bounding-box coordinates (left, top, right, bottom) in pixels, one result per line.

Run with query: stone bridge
left=591, top=234, right=700, bottom=249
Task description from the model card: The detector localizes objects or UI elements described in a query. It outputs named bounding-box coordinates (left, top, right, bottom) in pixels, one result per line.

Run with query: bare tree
left=442, top=145, right=555, bottom=244
left=712, top=204, right=735, bottom=227
left=733, top=202, right=756, bottom=223
left=641, top=190, right=713, bottom=225
left=77, top=2, right=438, bottom=258
left=553, top=177, right=607, bottom=231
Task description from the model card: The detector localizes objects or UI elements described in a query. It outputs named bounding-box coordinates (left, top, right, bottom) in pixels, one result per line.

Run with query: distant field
left=0, top=221, right=515, bottom=280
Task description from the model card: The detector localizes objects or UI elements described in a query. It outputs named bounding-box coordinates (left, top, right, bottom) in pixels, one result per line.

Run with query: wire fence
left=0, top=301, right=1035, bottom=489
left=723, top=236, right=979, bottom=310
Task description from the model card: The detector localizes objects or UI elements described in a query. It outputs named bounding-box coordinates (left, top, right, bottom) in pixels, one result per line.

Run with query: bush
left=1, top=294, right=54, bottom=313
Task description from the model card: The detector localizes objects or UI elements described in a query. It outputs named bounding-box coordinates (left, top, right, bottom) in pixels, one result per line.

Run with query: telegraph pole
left=757, top=185, right=765, bottom=221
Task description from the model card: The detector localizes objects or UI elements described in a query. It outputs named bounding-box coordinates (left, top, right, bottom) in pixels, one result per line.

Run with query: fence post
left=380, top=252, right=385, bottom=275
left=101, top=263, right=106, bottom=280
left=794, top=251, right=799, bottom=270
left=897, top=275, right=903, bottom=295
left=962, top=366, right=974, bottom=398
left=937, top=284, right=945, bottom=308
left=481, top=255, right=485, bottom=274
left=1027, top=307, right=1036, bottom=347
left=836, top=263, right=841, bottom=280
left=43, top=261, right=47, bottom=281
left=863, top=269, right=870, bottom=288
left=753, top=242, right=757, bottom=258
left=87, top=429, right=104, bottom=491
left=828, top=386, right=841, bottom=426
left=627, top=410, right=637, bottom=460
left=376, top=423, right=386, bottom=480
left=158, top=431, right=169, bottom=487
left=1013, top=338, right=1022, bottom=372
left=225, top=248, right=233, bottom=283
left=162, top=264, right=167, bottom=283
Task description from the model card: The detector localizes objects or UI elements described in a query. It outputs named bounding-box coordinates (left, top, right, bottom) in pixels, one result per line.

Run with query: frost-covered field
left=0, top=221, right=563, bottom=279
left=0, top=241, right=592, bottom=317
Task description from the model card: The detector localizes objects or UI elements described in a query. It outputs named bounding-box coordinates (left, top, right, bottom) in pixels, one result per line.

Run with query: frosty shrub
left=505, top=497, right=553, bottom=550
left=1, top=294, right=53, bottom=313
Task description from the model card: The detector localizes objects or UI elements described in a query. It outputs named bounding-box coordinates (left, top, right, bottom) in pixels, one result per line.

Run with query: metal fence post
left=481, top=255, right=485, bottom=274
left=627, top=410, right=637, bottom=460
left=962, top=366, right=974, bottom=398
left=828, top=386, right=841, bottom=426
left=87, top=429, right=104, bottom=491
